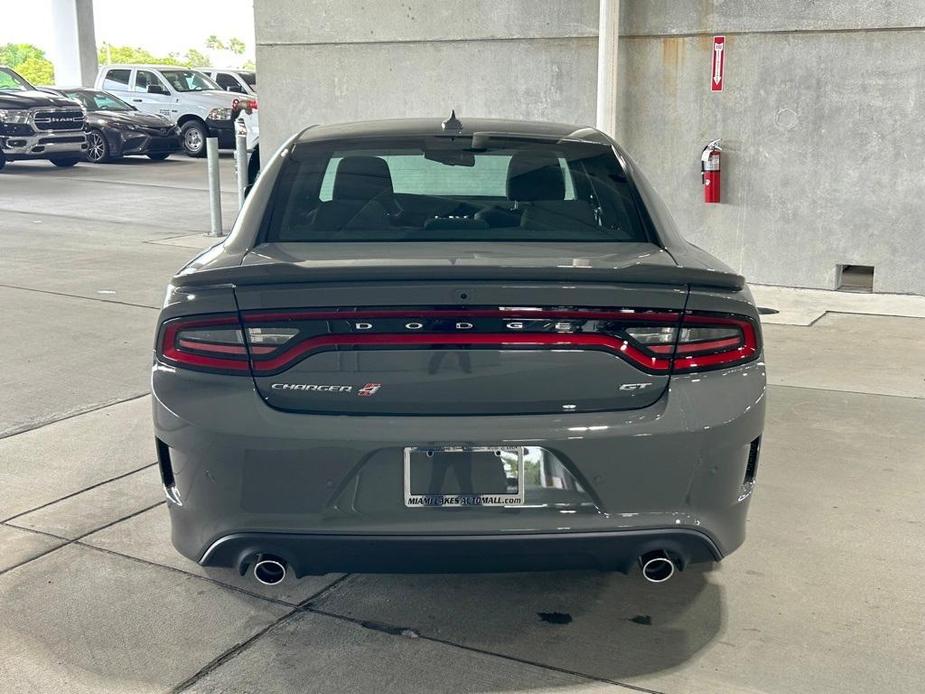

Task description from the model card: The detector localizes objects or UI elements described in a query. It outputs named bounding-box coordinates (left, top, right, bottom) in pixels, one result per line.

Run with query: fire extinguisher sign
left=711, top=35, right=725, bottom=92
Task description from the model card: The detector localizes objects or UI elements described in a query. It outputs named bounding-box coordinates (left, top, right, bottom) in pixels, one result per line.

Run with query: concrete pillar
left=49, top=0, right=98, bottom=87
left=595, top=0, right=620, bottom=137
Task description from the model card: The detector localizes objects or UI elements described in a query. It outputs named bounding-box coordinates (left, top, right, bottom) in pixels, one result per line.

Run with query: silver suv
left=0, top=66, right=88, bottom=170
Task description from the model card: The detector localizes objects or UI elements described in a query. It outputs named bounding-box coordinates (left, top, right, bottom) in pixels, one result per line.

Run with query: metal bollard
left=235, top=133, right=248, bottom=211
left=206, top=137, right=223, bottom=237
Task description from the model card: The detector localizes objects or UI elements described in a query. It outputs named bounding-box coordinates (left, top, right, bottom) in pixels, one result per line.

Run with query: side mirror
left=147, top=84, right=169, bottom=95
left=225, top=85, right=244, bottom=93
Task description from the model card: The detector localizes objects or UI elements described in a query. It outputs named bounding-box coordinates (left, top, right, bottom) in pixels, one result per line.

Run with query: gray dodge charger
left=153, top=116, right=765, bottom=585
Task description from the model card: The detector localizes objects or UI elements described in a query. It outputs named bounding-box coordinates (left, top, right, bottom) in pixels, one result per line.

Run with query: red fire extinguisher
left=701, top=139, right=722, bottom=204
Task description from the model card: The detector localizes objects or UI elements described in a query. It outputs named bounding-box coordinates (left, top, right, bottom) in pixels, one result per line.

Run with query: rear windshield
left=265, top=136, right=649, bottom=243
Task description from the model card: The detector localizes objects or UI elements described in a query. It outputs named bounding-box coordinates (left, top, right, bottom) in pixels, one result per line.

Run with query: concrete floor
left=0, top=156, right=923, bottom=693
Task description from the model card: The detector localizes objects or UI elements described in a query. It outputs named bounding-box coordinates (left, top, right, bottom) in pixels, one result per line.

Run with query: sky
left=0, top=0, right=256, bottom=62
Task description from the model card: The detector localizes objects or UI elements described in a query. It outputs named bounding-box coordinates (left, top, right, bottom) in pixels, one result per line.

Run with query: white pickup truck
left=94, top=65, right=258, bottom=157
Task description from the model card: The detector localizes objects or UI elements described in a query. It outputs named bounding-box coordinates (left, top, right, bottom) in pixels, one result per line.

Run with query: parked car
left=153, top=116, right=766, bottom=585
left=234, top=97, right=260, bottom=184
left=41, top=87, right=180, bottom=163
left=233, top=95, right=259, bottom=150
left=0, top=65, right=88, bottom=170
left=202, top=68, right=256, bottom=95
left=94, top=65, right=250, bottom=157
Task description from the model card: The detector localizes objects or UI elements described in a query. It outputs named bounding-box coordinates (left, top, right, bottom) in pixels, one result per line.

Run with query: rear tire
left=147, top=152, right=171, bottom=161
left=247, top=144, right=260, bottom=184
left=50, top=157, right=80, bottom=168
left=180, top=120, right=207, bottom=158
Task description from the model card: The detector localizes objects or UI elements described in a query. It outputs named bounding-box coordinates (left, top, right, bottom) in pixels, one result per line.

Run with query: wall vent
left=837, top=265, right=874, bottom=293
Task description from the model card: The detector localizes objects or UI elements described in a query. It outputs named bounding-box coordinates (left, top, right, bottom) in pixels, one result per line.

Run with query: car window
left=240, top=72, right=256, bottom=87
left=270, top=136, right=647, bottom=243
left=65, top=90, right=133, bottom=112
left=102, top=69, right=131, bottom=90
left=134, top=70, right=163, bottom=93
left=214, top=72, right=241, bottom=91
left=0, top=67, right=33, bottom=90
left=159, top=70, right=219, bottom=92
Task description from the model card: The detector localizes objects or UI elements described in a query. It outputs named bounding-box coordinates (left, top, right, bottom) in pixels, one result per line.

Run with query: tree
left=183, top=48, right=209, bottom=67
left=0, top=43, right=55, bottom=84
left=1, top=43, right=46, bottom=66
left=94, top=38, right=253, bottom=72
left=16, top=57, right=55, bottom=85
left=98, top=43, right=183, bottom=66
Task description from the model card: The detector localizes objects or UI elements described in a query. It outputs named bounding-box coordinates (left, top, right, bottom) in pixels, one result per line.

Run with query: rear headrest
left=506, top=151, right=565, bottom=201
left=333, top=156, right=393, bottom=201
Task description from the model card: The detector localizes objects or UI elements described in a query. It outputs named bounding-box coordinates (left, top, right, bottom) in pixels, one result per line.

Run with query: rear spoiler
left=173, top=262, right=745, bottom=291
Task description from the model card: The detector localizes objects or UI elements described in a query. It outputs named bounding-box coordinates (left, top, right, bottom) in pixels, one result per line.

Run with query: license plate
left=403, top=446, right=526, bottom=508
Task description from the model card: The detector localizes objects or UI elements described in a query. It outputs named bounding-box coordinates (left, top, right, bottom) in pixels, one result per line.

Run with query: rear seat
left=500, top=150, right=599, bottom=231
left=307, top=155, right=394, bottom=231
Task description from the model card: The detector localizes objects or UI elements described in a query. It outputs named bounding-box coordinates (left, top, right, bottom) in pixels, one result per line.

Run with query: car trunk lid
left=207, top=242, right=713, bottom=415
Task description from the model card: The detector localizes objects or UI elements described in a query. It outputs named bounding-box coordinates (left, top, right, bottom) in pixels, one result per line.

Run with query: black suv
left=0, top=66, right=88, bottom=170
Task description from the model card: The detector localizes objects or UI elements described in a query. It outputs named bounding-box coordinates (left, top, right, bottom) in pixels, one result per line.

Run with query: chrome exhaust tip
left=639, top=551, right=676, bottom=583
left=253, top=556, right=287, bottom=586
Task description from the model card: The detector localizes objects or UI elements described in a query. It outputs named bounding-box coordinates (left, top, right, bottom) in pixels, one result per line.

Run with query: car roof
left=203, top=67, right=252, bottom=73
left=295, top=117, right=609, bottom=144
left=99, top=64, right=206, bottom=70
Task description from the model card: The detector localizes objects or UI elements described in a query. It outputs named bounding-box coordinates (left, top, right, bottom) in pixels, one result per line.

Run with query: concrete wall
left=254, top=0, right=599, bottom=155
left=617, top=1, right=925, bottom=294
left=255, top=0, right=925, bottom=295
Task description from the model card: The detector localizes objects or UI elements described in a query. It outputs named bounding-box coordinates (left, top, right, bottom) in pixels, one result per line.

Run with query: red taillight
left=156, top=314, right=251, bottom=374
left=246, top=332, right=672, bottom=375
left=238, top=308, right=681, bottom=376
left=156, top=308, right=759, bottom=376
left=654, top=314, right=759, bottom=373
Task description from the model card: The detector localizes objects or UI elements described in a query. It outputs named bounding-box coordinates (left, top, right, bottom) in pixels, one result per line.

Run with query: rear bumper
left=201, top=529, right=721, bottom=577
left=153, top=360, right=766, bottom=573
